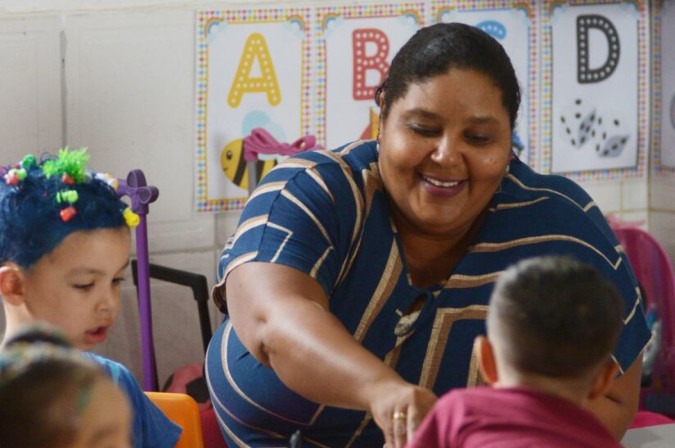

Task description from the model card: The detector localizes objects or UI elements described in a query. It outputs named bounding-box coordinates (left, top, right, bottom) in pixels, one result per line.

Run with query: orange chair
left=146, top=392, right=205, bottom=448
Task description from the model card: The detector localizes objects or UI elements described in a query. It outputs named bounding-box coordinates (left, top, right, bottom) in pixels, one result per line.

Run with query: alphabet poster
left=194, top=1, right=653, bottom=213
left=316, top=3, right=425, bottom=150
left=195, top=7, right=312, bottom=212
left=549, top=2, right=642, bottom=174
left=659, top=0, right=675, bottom=169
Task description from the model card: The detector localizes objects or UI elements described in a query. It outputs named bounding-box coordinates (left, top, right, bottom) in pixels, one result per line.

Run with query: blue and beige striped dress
left=205, top=139, right=650, bottom=448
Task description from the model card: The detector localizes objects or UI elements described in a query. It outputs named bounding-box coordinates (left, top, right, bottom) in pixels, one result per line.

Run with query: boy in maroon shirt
left=407, top=255, right=624, bottom=448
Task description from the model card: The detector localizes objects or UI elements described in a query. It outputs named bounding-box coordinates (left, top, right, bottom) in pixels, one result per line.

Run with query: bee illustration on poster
left=315, top=3, right=425, bottom=151
left=432, top=1, right=538, bottom=167
left=194, top=7, right=313, bottom=212
left=657, top=0, right=675, bottom=170
left=550, top=3, right=641, bottom=174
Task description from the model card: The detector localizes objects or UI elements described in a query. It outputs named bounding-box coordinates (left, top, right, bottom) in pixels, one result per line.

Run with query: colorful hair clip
left=122, top=207, right=140, bottom=228
left=59, top=206, right=77, bottom=222
left=61, top=174, right=76, bottom=185
left=3, top=168, right=27, bottom=186
left=42, top=147, right=89, bottom=183
left=94, top=172, right=119, bottom=191
left=20, top=155, right=37, bottom=170
left=55, top=190, right=79, bottom=205
left=8, top=147, right=139, bottom=228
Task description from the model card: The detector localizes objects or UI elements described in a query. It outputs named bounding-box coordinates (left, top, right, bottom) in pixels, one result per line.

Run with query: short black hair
left=489, top=256, right=624, bottom=378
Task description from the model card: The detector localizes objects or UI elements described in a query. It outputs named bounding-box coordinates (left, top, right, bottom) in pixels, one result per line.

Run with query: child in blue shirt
left=0, top=148, right=181, bottom=448
left=1, top=322, right=133, bottom=448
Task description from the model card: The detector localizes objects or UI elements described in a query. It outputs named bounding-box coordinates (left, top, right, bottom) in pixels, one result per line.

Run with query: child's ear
left=0, top=264, right=26, bottom=305
left=475, top=335, right=499, bottom=385
left=588, top=359, right=620, bottom=400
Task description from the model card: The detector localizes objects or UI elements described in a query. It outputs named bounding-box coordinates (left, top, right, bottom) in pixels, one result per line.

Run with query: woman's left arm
left=587, top=354, right=643, bottom=440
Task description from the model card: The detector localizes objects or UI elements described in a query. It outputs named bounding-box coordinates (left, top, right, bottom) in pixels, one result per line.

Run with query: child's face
left=21, top=227, right=131, bottom=350
left=71, top=377, right=133, bottom=448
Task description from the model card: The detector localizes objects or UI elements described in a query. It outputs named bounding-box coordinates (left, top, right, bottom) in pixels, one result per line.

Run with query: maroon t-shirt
left=407, top=386, right=621, bottom=448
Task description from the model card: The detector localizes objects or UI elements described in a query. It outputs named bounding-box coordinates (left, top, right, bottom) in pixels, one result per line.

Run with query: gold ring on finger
left=393, top=411, right=407, bottom=421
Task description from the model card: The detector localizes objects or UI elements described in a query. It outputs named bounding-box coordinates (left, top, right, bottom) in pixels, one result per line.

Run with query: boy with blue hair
left=0, top=148, right=180, bottom=448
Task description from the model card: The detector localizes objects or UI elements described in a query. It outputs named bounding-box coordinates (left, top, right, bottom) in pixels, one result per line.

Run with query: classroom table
left=622, top=424, right=675, bottom=447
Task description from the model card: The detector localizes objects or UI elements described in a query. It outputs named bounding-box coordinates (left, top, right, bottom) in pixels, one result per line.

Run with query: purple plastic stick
left=116, top=170, right=159, bottom=391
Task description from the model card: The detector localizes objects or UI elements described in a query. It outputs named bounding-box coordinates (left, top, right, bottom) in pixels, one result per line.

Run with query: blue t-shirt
left=206, top=140, right=650, bottom=447
left=86, top=353, right=181, bottom=448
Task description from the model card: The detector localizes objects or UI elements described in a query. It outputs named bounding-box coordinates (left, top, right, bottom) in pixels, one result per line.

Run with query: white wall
left=650, top=175, right=675, bottom=262
left=0, top=1, right=232, bottom=384
left=0, top=0, right=670, bottom=385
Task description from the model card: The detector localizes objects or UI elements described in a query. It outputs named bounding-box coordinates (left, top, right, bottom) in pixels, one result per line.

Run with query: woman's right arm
left=225, top=261, right=437, bottom=448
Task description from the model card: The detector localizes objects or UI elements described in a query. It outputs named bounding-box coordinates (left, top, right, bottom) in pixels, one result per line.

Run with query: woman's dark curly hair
left=375, top=22, right=521, bottom=132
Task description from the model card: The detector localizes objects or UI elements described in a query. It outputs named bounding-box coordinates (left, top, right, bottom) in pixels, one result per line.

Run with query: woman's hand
left=368, top=381, right=437, bottom=448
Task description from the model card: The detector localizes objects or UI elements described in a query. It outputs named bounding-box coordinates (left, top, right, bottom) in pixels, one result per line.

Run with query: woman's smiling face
left=378, top=68, right=513, bottom=238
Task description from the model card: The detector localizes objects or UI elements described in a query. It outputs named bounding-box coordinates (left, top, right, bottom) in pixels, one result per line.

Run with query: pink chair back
left=610, top=219, right=675, bottom=395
